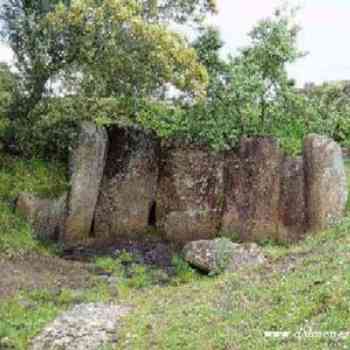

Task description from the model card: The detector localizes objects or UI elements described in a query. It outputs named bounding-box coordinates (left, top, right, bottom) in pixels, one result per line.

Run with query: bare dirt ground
left=0, top=237, right=176, bottom=299
left=0, top=253, right=93, bottom=299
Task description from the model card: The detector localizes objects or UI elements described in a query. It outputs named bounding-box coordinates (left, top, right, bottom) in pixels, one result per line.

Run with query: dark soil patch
left=62, top=237, right=178, bottom=272
left=0, top=238, right=178, bottom=299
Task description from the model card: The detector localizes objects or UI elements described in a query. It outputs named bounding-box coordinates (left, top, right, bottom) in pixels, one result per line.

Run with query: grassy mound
left=0, top=152, right=68, bottom=255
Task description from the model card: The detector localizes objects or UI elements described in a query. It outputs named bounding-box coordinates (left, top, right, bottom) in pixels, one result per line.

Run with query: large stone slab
left=156, top=141, right=225, bottom=243
left=64, top=122, right=108, bottom=244
left=222, top=137, right=283, bottom=242
left=30, top=303, right=130, bottom=350
left=278, top=156, right=307, bottom=241
left=304, top=134, right=348, bottom=231
left=93, top=126, right=160, bottom=240
left=221, top=150, right=242, bottom=238
left=16, top=192, right=67, bottom=241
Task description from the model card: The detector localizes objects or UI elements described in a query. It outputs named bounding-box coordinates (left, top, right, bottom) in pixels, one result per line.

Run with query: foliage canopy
left=0, top=2, right=350, bottom=159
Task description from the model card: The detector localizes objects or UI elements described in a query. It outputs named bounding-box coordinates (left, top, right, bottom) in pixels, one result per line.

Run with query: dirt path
left=0, top=237, right=177, bottom=299
left=0, top=254, right=93, bottom=299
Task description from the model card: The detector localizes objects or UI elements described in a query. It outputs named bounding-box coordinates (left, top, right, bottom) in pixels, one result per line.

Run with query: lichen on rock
left=183, top=238, right=265, bottom=274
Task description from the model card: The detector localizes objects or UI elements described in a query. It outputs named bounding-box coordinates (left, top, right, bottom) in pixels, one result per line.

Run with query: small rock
left=183, top=238, right=265, bottom=274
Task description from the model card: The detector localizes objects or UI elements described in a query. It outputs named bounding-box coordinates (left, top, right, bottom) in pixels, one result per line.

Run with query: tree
left=0, top=0, right=216, bottom=156
left=227, top=8, right=302, bottom=135
left=0, top=63, right=16, bottom=116
left=0, top=0, right=74, bottom=121
left=301, top=81, right=350, bottom=146
left=0, top=0, right=216, bottom=117
left=182, top=7, right=306, bottom=152
left=0, top=63, right=17, bottom=140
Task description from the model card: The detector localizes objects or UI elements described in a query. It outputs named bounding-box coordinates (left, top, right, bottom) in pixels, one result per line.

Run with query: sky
left=0, top=0, right=350, bottom=87
left=209, top=0, right=350, bottom=86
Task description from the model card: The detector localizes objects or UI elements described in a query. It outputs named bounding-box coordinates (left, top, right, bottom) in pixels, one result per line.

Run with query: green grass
left=0, top=152, right=68, bottom=255
left=0, top=202, right=40, bottom=256
left=0, top=155, right=350, bottom=349
left=0, top=254, right=198, bottom=349
left=94, top=252, right=199, bottom=295
left=0, top=292, right=62, bottom=349
left=0, top=284, right=117, bottom=349
left=0, top=152, right=68, bottom=201
left=115, top=221, right=350, bottom=350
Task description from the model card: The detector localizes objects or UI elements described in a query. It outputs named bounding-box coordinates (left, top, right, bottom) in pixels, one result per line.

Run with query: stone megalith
left=222, top=137, right=283, bottom=242
left=156, top=141, right=225, bottom=243
left=278, top=156, right=307, bottom=241
left=93, top=126, right=160, bottom=240
left=304, top=134, right=348, bottom=231
left=221, top=150, right=242, bottom=238
left=64, top=122, right=108, bottom=244
left=16, top=192, right=67, bottom=241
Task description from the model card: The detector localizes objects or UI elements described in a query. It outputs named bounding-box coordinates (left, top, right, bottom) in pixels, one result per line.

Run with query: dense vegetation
left=0, top=2, right=349, bottom=160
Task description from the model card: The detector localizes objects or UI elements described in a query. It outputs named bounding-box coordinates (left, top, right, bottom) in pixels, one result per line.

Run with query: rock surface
left=222, top=137, right=282, bottom=242
left=304, top=134, right=348, bottom=231
left=94, top=126, right=159, bottom=240
left=16, top=192, right=67, bottom=241
left=183, top=238, right=265, bottom=274
left=30, top=303, right=130, bottom=350
left=157, top=141, right=224, bottom=243
left=278, top=157, right=307, bottom=241
left=64, top=122, right=108, bottom=244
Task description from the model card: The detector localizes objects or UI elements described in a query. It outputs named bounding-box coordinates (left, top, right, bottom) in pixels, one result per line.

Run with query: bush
left=8, top=96, right=144, bottom=161
left=0, top=152, right=68, bottom=201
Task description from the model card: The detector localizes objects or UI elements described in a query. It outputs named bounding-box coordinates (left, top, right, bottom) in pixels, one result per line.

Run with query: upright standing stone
left=278, top=157, right=306, bottom=241
left=93, top=126, right=160, bottom=240
left=304, top=134, right=348, bottom=231
left=222, top=150, right=242, bottom=238
left=64, top=122, right=108, bottom=244
left=222, top=137, right=283, bottom=242
left=157, top=141, right=225, bottom=243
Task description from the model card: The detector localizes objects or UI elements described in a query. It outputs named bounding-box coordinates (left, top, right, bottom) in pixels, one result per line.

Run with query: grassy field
left=0, top=157, right=350, bottom=349
left=116, top=222, right=350, bottom=350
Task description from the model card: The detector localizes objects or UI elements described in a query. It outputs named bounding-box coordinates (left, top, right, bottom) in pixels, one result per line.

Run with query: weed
left=171, top=255, right=198, bottom=285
